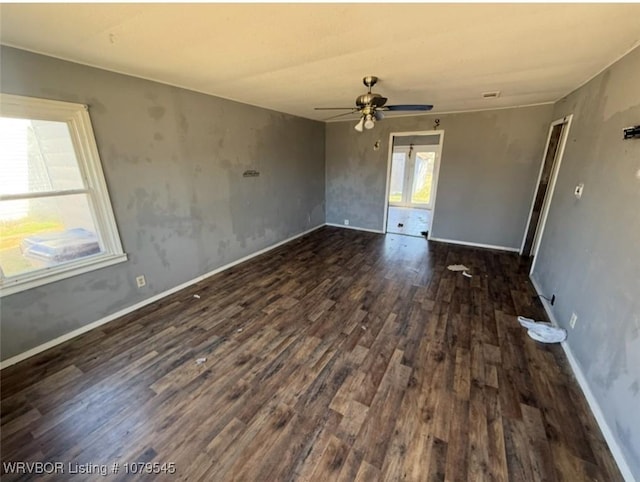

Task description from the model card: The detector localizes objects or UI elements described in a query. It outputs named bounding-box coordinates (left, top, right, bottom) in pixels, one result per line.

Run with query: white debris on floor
left=448, top=264, right=473, bottom=278
left=517, top=316, right=567, bottom=343
left=447, top=264, right=470, bottom=272
left=193, top=294, right=201, bottom=299
left=195, top=357, right=207, bottom=365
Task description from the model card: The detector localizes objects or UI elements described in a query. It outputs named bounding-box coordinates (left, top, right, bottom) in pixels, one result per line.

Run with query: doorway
left=521, top=115, right=572, bottom=264
left=384, top=131, right=444, bottom=237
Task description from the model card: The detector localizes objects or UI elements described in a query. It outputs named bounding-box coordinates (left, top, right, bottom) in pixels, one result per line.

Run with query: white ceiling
left=1, top=4, right=639, bottom=121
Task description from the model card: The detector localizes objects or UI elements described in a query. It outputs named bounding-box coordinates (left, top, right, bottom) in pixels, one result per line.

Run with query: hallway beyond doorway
left=386, top=206, right=431, bottom=237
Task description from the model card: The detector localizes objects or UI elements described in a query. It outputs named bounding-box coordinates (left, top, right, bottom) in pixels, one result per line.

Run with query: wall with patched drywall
left=0, top=47, right=325, bottom=361
left=532, top=46, right=640, bottom=478
left=325, top=104, right=553, bottom=249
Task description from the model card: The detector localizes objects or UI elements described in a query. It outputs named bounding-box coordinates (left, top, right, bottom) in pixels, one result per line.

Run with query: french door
left=388, top=144, right=438, bottom=209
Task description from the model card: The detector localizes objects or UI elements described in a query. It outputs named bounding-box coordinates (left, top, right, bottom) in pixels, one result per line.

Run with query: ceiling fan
left=315, top=75, right=433, bottom=131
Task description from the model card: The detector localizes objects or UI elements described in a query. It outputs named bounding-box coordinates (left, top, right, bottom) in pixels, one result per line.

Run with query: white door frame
left=522, top=115, right=573, bottom=274
left=383, top=130, right=445, bottom=237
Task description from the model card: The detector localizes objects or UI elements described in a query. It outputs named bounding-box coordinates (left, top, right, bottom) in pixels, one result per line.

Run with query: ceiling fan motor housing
left=356, top=93, right=386, bottom=108
left=357, top=76, right=387, bottom=112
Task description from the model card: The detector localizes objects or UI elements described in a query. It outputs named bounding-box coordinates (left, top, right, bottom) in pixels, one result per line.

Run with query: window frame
left=0, top=94, right=127, bottom=296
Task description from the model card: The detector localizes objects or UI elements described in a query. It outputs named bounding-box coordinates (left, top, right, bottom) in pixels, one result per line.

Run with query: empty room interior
left=1, top=4, right=639, bottom=481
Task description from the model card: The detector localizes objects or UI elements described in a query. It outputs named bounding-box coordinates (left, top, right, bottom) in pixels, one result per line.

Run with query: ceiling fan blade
left=384, top=104, right=433, bottom=111
left=324, top=110, right=359, bottom=121
left=314, top=107, right=356, bottom=110
left=371, top=96, right=388, bottom=108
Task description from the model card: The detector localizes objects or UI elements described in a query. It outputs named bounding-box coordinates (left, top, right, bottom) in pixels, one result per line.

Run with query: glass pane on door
left=411, top=151, right=436, bottom=205
left=389, top=152, right=406, bottom=203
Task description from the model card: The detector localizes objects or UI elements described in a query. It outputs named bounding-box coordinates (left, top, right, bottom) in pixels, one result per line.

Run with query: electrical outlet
left=344, top=219, right=350, bottom=226
left=569, top=312, right=577, bottom=329
left=136, top=275, right=146, bottom=288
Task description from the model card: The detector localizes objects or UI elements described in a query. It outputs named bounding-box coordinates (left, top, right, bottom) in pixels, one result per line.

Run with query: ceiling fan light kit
left=363, top=115, right=375, bottom=130
left=315, top=75, right=434, bottom=133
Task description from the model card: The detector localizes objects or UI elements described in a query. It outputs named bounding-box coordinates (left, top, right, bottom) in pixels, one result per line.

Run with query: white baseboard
left=428, top=236, right=520, bottom=253
left=529, top=275, right=634, bottom=482
left=0, top=224, right=326, bottom=370
left=325, top=222, right=384, bottom=234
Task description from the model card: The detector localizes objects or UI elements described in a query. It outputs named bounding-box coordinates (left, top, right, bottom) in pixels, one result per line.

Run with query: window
left=0, top=94, right=126, bottom=296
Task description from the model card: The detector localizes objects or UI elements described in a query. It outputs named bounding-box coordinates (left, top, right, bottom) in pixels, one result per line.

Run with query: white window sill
left=0, top=253, right=128, bottom=297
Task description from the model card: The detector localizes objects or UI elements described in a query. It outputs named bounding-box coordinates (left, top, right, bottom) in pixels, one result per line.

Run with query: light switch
left=574, top=183, right=584, bottom=199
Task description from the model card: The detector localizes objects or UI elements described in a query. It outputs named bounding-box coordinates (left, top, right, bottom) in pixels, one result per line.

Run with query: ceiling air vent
left=482, top=91, right=501, bottom=99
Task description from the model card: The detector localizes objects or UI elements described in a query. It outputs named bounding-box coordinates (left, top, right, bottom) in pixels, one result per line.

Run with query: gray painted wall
left=532, top=46, right=640, bottom=478
left=325, top=105, right=553, bottom=248
left=0, top=47, right=325, bottom=361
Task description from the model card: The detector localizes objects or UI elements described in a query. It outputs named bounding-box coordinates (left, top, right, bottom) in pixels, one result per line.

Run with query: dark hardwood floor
left=1, top=227, right=622, bottom=481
